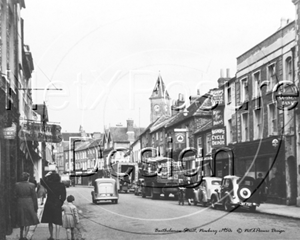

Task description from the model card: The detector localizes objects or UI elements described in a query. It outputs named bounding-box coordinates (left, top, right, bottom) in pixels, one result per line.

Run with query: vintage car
left=210, top=175, right=260, bottom=212
left=193, top=177, right=222, bottom=206
left=134, top=179, right=144, bottom=196
left=91, top=178, right=119, bottom=204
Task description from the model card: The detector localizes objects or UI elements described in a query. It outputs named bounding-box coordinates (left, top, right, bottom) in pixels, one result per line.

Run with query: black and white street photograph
left=1, top=0, right=300, bottom=239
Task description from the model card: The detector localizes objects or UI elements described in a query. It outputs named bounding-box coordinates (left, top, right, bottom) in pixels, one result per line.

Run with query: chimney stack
left=220, top=69, right=224, bottom=78
left=226, top=68, right=230, bottom=78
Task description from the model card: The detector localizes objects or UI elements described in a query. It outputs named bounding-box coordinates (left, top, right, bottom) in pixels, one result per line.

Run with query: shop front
left=231, top=137, right=286, bottom=204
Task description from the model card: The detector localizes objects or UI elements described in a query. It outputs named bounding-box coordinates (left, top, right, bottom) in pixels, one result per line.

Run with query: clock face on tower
left=154, top=105, right=160, bottom=112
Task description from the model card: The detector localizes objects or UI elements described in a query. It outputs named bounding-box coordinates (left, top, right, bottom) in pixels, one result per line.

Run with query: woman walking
left=41, top=171, right=66, bottom=240
left=62, top=195, right=80, bottom=240
left=15, top=172, right=39, bottom=240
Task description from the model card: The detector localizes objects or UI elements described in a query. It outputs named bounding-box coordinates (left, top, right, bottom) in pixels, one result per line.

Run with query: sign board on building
left=212, top=109, right=224, bottom=126
left=210, top=89, right=224, bottom=106
left=175, top=133, right=185, bottom=143
left=19, top=122, right=62, bottom=143
left=1, top=123, right=17, bottom=139
left=211, top=127, right=226, bottom=148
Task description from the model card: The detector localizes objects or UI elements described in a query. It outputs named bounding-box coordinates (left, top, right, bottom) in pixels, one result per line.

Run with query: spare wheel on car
left=238, top=187, right=252, bottom=201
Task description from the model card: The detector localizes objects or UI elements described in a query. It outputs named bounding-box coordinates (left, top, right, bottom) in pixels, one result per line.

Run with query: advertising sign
left=210, top=89, right=224, bottom=106
left=175, top=133, right=185, bottom=143
left=212, top=109, right=224, bottom=126
left=19, top=122, right=62, bottom=143
left=1, top=123, right=17, bottom=139
left=211, top=127, right=226, bottom=148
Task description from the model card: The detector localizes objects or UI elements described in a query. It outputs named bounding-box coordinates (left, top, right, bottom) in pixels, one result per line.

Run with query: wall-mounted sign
left=1, top=123, right=17, bottom=139
left=212, top=109, right=224, bottom=126
left=19, top=122, right=62, bottom=143
left=211, top=127, right=226, bottom=148
left=210, top=89, right=224, bottom=106
left=175, top=133, right=185, bottom=143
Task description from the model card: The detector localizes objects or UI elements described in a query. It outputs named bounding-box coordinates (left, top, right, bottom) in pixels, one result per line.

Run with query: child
left=62, top=195, right=80, bottom=240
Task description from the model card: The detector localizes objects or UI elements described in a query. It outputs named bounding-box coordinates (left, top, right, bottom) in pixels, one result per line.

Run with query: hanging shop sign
left=211, top=127, right=226, bottom=148
left=1, top=123, right=17, bottom=139
left=19, top=122, right=62, bottom=143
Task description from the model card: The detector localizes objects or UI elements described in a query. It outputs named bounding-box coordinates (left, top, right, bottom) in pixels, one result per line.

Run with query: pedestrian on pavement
left=41, top=171, right=66, bottom=240
left=185, top=178, right=194, bottom=205
left=36, top=181, right=47, bottom=205
left=62, top=195, right=80, bottom=240
left=15, top=172, right=39, bottom=240
left=255, top=173, right=267, bottom=203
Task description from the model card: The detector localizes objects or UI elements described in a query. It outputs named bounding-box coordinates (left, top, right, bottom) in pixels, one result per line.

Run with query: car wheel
left=224, top=198, right=232, bottom=212
left=211, top=196, right=218, bottom=209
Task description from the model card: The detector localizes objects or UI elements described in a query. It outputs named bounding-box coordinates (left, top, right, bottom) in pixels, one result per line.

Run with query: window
left=253, top=109, right=262, bottom=140
left=253, top=71, right=260, bottom=98
left=268, top=103, right=278, bottom=135
left=197, top=137, right=203, bottom=157
left=241, top=112, right=249, bottom=141
left=206, top=133, right=212, bottom=154
left=156, top=132, right=158, bottom=140
left=285, top=57, right=292, bottom=81
left=228, top=119, right=233, bottom=143
left=227, top=87, right=231, bottom=104
left=240, top=78, right=249, bottom=102
left=267, top=63, right=277, bottom=91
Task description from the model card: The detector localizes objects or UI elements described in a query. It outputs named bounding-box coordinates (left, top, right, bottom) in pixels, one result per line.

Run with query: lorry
left=140, top=156, right=184, bottom=199
left=109, top=162, right=138, bottom=193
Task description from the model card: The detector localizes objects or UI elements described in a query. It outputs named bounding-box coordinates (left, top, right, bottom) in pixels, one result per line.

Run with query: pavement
left=5, top=196, right=300, bottom=240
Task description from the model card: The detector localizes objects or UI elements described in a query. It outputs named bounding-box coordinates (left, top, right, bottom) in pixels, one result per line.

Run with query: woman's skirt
left=17, top=198, right=39, bottom=227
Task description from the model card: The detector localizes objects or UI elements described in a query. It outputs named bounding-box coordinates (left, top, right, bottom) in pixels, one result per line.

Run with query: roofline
left=237, top=20, right=295, bottom=60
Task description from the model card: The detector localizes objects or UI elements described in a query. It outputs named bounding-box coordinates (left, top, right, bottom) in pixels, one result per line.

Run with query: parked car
left=61, top=175, right=71, bottom=187
left=193, top=177, right=222, bottom=207
left=134, top=179, right=144, bottom=196
left=210, top=175, right=260, bottom=212
left=91, top=178, right=119, bottom=204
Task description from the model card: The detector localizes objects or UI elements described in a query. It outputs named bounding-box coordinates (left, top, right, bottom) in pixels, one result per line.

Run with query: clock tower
left=149, top=73, right=171, bottom=123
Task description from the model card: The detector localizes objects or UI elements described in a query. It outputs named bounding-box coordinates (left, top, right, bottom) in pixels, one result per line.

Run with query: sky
left=21, top=0, right=295, bottom=133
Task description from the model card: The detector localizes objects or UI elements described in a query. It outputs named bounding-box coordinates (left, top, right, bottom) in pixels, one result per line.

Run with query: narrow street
left=67, top=187, right=299, bottom=240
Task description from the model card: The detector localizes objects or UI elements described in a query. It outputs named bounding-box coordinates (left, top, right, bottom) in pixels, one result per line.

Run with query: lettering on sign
left=19, top=122, right=62, bottom=143
left=210, top=89, right=224, bottom=106
left=211, top=128, right=226, bottom=148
